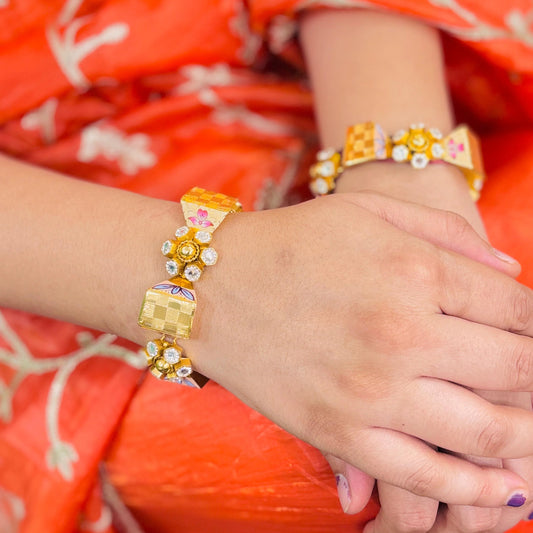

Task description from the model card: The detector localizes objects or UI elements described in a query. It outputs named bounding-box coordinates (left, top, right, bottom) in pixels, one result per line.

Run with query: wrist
left=335, top=162, right=487, bottom=237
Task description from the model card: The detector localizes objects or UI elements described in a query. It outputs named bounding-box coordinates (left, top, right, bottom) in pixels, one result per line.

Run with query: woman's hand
left=172, top=191, right=533, bottom=508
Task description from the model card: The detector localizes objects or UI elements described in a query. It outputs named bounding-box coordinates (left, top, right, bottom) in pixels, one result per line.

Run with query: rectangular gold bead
left=138, top=281, right=196, bottom=339
left=343, top=122, right=380, bottom=167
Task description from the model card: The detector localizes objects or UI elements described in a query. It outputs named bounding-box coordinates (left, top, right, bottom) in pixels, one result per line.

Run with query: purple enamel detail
left=507, top=494, right=526, bottom=507
left=153, top=284, right=195, bottom=300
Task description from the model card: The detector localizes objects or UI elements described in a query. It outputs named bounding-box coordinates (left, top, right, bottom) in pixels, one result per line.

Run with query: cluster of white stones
left=161, top=226, right=218, bottom=282
left=391, top=126, right=444, bottom=170
left=145, top=339, right=193, bottom=379
left=310, top=147, right=340, bottom=196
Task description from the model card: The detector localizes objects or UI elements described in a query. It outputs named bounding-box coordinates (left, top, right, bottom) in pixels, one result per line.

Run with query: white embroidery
left=0, top=313, right=145, bottom=481
left=58, top=0, right=85, bottom=26
left=229, top=1, right=262, bottom=65
left=268, top=16, right=298, bottom=54
left=0, top=487, right=25, bottom=533
left=175, top=63, right=234, bottom=106
left=212, top=104, right=294, bottom=136
left=100, top=467, right=147, bottom=533
left=504, top=9, right=533, bottom=46
left=21, top=98, right=59, bottom=145
left=47, top=0, right=129, bottom=90
left=78, top=124, right=157, bottom=175
left=79, top=505, right=113, bottom=532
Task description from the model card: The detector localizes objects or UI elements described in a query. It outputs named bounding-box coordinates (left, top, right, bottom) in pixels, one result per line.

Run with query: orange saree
left=0, top=1, right=533, bottom=532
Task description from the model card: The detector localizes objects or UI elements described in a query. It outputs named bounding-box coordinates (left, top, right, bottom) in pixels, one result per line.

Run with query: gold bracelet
left=309, top=122, right=485, bottom=201
left=138, top=187, right=242, bottom=387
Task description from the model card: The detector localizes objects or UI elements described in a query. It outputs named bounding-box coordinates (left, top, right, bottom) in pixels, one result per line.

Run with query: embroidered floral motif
left=0, top=313, right=145, bottom=481
left=78, top=124, right=157, bottom=175
left=0, top=486, right=25, bottom=533
left=46, top=0, right=129, bottom=90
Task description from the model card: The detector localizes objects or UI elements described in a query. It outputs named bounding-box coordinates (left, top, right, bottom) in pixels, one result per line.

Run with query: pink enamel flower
left=188, top=208, right=213, bottom=228
left=447, top=139, right=465, bottom=159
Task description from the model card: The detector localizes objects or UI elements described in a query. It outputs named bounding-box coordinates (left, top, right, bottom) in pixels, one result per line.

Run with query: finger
left=347, top=191, right=520, bottom=277
left=437, top=250, right=533, bottom=336
left=445, top=457, right=503, bottom=532
left=387, top=378, right=533, bottom=459
left=439, top=391, right=533, bottom=533
left=339, top=427, right=528, bottom=507
left=323, top=453, right=375, bottom=514
left=369, top=480, right=438, bottom=533
left=418, top=316, right=533, bottom=392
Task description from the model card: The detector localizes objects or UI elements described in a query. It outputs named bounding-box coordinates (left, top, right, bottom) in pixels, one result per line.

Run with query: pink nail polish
left=335, top=474, right=351, bottom=513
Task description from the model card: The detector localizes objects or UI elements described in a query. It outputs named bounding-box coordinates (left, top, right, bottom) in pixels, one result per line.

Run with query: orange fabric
left=0, top=1, right=532, bottom=532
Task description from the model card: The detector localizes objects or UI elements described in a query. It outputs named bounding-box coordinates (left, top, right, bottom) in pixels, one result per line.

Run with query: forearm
left=300, top=9, right=484, bottom=233
left=0, top=154, right=180, bottom=344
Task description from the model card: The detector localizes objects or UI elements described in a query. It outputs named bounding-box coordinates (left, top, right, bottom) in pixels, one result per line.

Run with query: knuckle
left=392, top=248, right=440, bottom=288
left=451, top=509, right=500, bottom=532
left=507, top=341, right=533, bottom=389
left=444, top=212, right=471, bottom=243
left=393, top=508, right=436, bottom=532
left=509, top=285, right=533, bottom=333
left=475, top=415, right=510, bottom=456
left=403, top=463, right=442, bottom=497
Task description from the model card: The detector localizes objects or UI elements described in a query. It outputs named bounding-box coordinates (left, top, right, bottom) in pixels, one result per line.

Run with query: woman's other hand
left=178, top=191, right=533, bottom=508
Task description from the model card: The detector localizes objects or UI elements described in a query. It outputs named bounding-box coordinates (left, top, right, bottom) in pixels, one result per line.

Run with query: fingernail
left=528, top=511, right=533, bottom=520
left=492, top=248, right=519, bottom=265
left=507, top=493, right=527, bottom=507
left=335, top=473, right=351, bottom=513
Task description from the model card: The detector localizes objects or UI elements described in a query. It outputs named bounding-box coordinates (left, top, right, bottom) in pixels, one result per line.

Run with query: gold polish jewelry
left=163, top=187, right=242, bottom=282
left=144, top=336, right=208, bottom=388
left=139, top=187, right=242, bottom=388
left=309, top=122, right=485, bottom=201
left=138, top=279, right=196, bottom=339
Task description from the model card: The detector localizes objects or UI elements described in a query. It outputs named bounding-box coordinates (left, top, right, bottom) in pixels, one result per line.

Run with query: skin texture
left=300, top=8, right=533, bottom=532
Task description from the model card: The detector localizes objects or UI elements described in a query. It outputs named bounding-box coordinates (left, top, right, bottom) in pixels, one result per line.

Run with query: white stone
left=474, top=178, right=484, bottom=191
left=431, top=143, right=444, bottom=158
left=146, top=341, right=159, bottom=357
left=201, top=247, right=218, bottom=266
left=175, top=226, right=189, bottom=238
left=392, top=145, right=409, bottom=162
left=163, top=347, right=181, bottom=364
left=184, top=265, right=202, bottom=282
left=392, top=129, right=407, bottom=142
left=177, top=364, right=193, bottom=377
left=195, top=230, right=212, bottom=244
left=166, top=260, right=179, bottom=276
left=429, top=128, right=443, bottom=140
left=310, top=178, right=329, bottom=196
left=317, top=148, right=335, bottom=161
left=411, top=153, right=429, bottom=169
left=161, top=240, right=173, bottom=255
left=318, top=160, right=335, bottom=177
left=410, top=123, right=425, bottom=130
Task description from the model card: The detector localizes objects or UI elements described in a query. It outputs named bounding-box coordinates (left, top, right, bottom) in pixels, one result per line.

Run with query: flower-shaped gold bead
left=162, top=227, right=217, bottom=282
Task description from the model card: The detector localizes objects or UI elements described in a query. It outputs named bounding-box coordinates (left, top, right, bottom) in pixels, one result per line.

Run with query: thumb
left=323, top=452, right=375, bottom=514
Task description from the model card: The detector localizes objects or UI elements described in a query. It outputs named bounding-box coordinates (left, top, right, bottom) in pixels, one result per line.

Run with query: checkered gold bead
left=181, top=187, right=242, bottom=233
left=138, top=281, right=196, bottom=338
